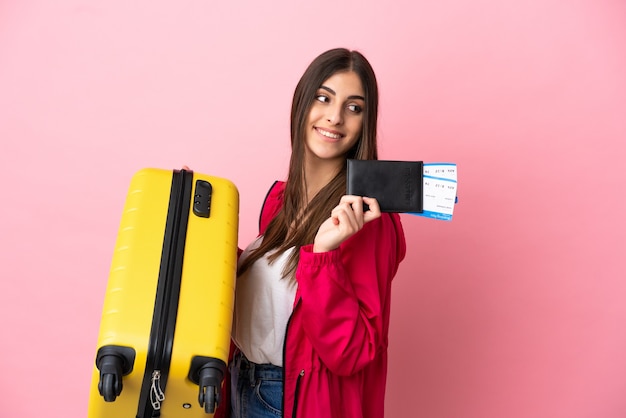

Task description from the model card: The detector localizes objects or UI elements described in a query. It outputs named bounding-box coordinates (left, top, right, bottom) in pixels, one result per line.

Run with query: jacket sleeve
left=295, top=213, right=406, bottom=376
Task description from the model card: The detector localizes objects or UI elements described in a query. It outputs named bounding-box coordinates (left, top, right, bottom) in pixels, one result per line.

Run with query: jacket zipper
left=282, top=297, right=302, bottom=418
left=292, top=369, right=305, bottom=418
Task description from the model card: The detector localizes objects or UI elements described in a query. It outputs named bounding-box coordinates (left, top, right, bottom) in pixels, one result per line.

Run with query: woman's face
left=304, top=70, right=365, bottom=167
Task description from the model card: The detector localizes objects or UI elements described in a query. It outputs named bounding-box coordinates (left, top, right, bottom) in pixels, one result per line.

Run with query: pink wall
left=1, top=1, right=625, bottom=417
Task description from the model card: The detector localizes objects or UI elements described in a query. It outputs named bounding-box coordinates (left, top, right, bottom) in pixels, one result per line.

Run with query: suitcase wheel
left=99, top=373, right=118, bottom=402
left=188, top=356, right=227, bottom=413
left=199, top=385, right=217, bottom=414
left=95, top=345, right=136, bottom=402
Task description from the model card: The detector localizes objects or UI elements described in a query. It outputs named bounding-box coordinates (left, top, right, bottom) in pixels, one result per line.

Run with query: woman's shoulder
left=258, top=181, right=285, bottom=233
left=360, top=212, right=407, bottom=260
left=368, top=211, right=404, bottom=232
left=263, top=181, right=285, bottom=206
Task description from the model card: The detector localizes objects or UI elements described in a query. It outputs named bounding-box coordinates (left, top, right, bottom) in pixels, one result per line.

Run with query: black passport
left=346, top=159, right=423, bottom=213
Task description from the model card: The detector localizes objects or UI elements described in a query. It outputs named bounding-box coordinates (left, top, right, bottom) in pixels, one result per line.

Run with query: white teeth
left=318, top=128, right=341, bottom=139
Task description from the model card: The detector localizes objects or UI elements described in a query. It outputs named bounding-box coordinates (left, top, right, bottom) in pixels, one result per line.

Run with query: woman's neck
left=304, top=158, right=344, bottom=203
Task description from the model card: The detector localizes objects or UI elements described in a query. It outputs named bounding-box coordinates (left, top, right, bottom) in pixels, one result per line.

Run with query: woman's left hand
left=313, top=195, right=381, bottom=252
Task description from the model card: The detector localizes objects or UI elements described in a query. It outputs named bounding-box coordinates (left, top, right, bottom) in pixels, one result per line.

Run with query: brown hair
left=238, top=48, right=379, bottom=278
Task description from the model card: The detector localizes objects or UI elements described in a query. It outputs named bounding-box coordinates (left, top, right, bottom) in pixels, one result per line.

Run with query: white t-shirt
left=232, top=236, right=297, bottom=366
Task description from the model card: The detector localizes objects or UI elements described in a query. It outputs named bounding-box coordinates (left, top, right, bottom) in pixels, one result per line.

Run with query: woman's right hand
left=312, top=195, right=381, bottom=253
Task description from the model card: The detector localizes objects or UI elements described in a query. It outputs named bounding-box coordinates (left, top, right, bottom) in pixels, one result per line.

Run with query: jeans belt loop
left=235, top=350, right=242, bottom=370
left=248, top=361, right=256, bottom=387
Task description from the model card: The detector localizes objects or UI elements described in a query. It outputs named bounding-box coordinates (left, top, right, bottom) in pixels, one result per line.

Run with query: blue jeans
left=230, top=351, right=284, bottom=418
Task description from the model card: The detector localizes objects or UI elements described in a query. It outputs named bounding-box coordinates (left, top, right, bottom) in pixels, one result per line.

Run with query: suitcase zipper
left=150, top=370, right=166, bottom=410
left=137, top=169, right=193, bottom=417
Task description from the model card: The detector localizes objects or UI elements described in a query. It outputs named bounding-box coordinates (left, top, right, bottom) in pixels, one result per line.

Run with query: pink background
left=1, top=1, right=625, bottom=417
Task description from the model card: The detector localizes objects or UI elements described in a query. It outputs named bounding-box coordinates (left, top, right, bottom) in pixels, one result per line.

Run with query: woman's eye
left=316, top=94, right=330, bottom=103
left=347, top=104, right=363, bottom=114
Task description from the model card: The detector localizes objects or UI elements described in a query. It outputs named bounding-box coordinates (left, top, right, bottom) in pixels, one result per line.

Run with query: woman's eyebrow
left=320, top=85, right=365, bottom=101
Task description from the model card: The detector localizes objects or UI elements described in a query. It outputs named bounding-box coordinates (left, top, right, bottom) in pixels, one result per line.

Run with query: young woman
left=218, top=48, right=406, bottom=418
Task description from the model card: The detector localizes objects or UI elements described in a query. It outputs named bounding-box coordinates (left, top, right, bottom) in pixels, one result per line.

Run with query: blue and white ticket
left=409, top=163, right=458, bottom=221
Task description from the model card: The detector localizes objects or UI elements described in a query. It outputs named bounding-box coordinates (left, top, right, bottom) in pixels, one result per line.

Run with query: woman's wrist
left=313, top=242, right=334, bottom=253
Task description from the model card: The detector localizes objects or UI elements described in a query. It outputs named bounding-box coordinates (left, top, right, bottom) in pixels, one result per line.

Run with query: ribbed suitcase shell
left=87, top=168, right=238, bottom=417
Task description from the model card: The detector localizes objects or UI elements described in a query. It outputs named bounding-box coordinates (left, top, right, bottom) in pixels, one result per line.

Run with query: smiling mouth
left=315, top=127, right=343, bottom=139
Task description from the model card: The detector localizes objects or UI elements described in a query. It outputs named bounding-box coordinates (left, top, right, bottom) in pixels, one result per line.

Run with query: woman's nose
left=326, top=104, right=343, bottom=125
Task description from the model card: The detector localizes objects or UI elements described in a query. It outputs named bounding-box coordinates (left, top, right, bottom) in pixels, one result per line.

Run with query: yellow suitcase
left=87, top=168, right=238, bottom=417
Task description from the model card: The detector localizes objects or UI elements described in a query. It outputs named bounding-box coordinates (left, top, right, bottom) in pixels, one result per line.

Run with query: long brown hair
left=239, top=48, right=380, bottom=278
